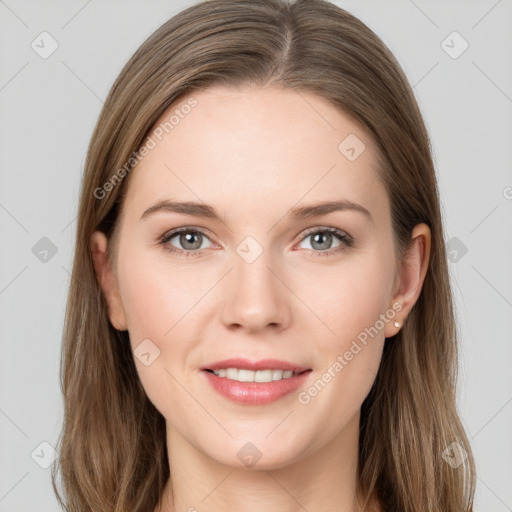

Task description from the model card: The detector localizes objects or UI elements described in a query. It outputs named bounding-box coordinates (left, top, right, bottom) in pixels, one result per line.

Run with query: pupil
left=312, top=232, right=332, bottom=250
left=181, top=232, right=201, bottom=250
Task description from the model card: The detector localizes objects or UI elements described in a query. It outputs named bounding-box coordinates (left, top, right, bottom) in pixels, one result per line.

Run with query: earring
left=394, top=321, right=400, bottom=328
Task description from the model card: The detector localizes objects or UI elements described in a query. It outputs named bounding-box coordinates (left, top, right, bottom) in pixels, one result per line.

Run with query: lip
left=201, top=358, right=309, bottom=373
left=200, top=358, right=312, bottom=405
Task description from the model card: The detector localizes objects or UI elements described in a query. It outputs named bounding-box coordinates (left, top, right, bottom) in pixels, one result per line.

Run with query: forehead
left=122, top=86, right=388, bottom=223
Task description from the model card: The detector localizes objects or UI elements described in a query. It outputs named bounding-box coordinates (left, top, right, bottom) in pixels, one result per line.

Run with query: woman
left=51, top=0, right=476, bottom=510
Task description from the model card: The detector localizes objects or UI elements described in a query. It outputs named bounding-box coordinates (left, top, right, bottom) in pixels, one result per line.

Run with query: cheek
left=296, top=252, right=392, bottom=413
left=301, top=253, right=394, bottom=353
left=117, top=250, right=203, bottom=347
left=120, top=269, right=176, bottom=344
left=116, top=248, right=213, bottom=392
left=116, top=257, right=203, bottom=422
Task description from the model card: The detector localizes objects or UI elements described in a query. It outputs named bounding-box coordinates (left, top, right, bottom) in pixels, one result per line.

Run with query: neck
left=155, top=412, right=378, bottom=512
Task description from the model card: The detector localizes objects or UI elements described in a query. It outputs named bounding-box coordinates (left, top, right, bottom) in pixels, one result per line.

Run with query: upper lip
left=201, top=358, right=310, bottom=373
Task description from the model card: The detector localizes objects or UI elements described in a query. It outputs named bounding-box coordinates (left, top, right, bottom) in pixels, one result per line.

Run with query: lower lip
left=202, top=370, right=312, bottom=405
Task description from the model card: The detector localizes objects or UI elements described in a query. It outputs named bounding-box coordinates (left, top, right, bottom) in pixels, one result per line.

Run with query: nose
left=220, top=248, right=292, bottom=334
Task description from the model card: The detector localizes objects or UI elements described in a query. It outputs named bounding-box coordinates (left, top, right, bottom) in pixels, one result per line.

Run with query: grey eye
left=298, top=231, right=343, bottom=251
left=168, top=230, right=213, bottom=251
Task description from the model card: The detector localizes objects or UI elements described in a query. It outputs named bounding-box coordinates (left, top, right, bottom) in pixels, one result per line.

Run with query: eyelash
left=158, top=226, right=353, bottom=258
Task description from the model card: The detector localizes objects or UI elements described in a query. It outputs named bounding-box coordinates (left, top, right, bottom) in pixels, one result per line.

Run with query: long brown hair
left=51, top=0, right=476, bottom=510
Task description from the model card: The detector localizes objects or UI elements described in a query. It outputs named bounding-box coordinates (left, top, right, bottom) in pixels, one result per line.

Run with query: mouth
left=201, top=358, right=312, bottom=405
left=201, top=357, right=311, bottom=382
left=203, top=368, right=308, bottom=383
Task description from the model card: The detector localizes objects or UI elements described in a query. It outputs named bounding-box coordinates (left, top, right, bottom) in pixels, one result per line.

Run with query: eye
left=159, top=226, right=353, bottom=258
left=159, top=227, right=215, bottom=257
left=295, top=227, right=353, bottom=256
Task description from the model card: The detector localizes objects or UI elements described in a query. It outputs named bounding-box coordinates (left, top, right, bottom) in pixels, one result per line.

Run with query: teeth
left=211, top=368, right=299, bottom=383
left=255, top=370, right=272, bottom=382
left=272, top=370, right=283, bottom=381
left=226, top=368, right=238, bottom=380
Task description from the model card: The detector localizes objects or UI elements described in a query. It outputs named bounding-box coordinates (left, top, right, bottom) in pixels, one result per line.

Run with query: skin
left=91, top=85, right=430, bottom=512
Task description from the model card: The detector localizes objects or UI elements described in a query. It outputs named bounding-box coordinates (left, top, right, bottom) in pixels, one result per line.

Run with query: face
left=95, top=85, right=407, bottom=470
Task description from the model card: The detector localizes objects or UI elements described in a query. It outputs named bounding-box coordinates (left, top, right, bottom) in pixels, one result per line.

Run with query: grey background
left=0, top=0, right=511, bottom=510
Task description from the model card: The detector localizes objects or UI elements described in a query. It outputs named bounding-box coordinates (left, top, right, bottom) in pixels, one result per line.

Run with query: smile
left=206, top=368, right=300, bottom=382
left=201, top=359, right=312, bottom=405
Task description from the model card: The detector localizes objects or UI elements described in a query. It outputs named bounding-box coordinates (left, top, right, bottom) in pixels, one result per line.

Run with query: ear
left=385, top=223, right=431, bottom=338
left=90, top=230, right=128, bottom=331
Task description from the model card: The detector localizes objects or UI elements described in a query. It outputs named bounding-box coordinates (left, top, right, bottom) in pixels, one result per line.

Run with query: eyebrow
left=140, top=199, right=373, bottom=223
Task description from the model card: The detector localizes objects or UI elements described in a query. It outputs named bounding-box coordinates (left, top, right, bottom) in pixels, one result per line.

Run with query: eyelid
left=161, top=224, right=215, bottom=238
left=292, top=226, right=353, bottom=254
left=160, top=225, right=351, bottom=242
left=159, top=225, right=353, bottom=256
left=159, top=226, right=219, bottom=248
left=295, top=225, right=350, bottom=242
